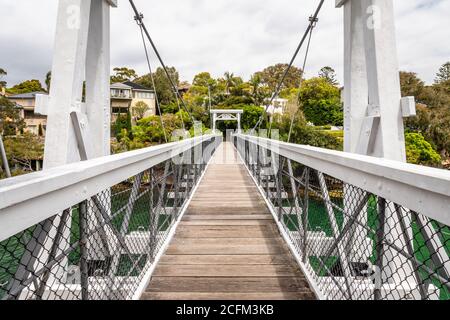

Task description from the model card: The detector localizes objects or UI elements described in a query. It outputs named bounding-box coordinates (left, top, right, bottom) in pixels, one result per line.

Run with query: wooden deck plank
left=153, top=265, right=301, bottom=277
left=159, top=255, right=292, bottom=265
left=142, top=292, right=316, bottom=301
left=147, top=277, right=310, bottom=292
left=143, top=142, right=315, bottom=301
left=175, top=225, right=278, bottom=238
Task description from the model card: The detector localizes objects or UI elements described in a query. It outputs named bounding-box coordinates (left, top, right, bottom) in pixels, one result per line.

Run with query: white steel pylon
left=336, top=0, right=422, bottom=299
left=30, top=0, right=117, bottom=298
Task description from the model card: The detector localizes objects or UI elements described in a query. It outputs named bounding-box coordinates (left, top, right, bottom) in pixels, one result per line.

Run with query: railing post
left=302, top=168, right=310, bottom=263
left=374, top=197, right=387, bottom=300
left=79, top=200, right=89, bottom=301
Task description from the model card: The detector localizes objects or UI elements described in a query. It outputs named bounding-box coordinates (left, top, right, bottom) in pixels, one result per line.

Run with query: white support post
left=31, top=0, right=116, bottom=296
left=337, top=0, right=418, bottom=298
left=237, top=113, right=242, bottom=134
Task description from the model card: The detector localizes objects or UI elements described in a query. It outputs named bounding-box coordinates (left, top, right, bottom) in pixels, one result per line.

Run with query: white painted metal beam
left=236, top=135, right=450, bottom=227
left=0, top=135, right=218, bottom=242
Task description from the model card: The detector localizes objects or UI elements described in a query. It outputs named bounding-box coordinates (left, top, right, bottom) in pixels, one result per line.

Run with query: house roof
left=7, top=91, right=48, bottom=99
left=110, top=82, right=132, bottom=90
left=122, top=81, right=153, bottom=92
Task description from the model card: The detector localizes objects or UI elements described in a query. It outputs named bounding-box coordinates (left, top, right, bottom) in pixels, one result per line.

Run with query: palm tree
left=224, top=72, right=235, bottom=95
left=0, top=68, right=7, bottom=88
left=45, top=71, right=52, bottom=93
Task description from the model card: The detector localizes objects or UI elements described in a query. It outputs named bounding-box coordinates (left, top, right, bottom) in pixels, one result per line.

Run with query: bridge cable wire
left=138, top=23, right=168, bottom=143
left=252, top=0, right=325, bottom=132
left=287, top=18, right=316, bottom=143
left=129, top=0, right=196, bottom=126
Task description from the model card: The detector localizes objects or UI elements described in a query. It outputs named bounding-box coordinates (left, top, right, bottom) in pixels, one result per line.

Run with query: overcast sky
left=0, top=0, right=449, bottom=87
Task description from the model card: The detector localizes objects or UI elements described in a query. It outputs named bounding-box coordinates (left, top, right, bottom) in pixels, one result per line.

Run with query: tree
left=318, top=66, right=339, bottom=86
left=193, top=72, right=216, bottom=88
left=241, top=105, right=265, bottom=130
left=405, top=132, right=441, bottom=166
left=248, top=74, right=270, bottom=105
left=270, top=113, right=343, bottom=150
left=3, top=133, right=44, bottom=172
left=254, top=64, right=303, bottom=92
left=135, top=66, right=179, bottom=106
left=45, top=71, right=52, bottom=92
left=0, top=68, right=7, bottom=88
left=133, top=101, right=150, bottom=120
left=0, top=96, right=26, bottom=136
left=111, top=67, right=138, bottom=83
left=223, top=72, right=236, bottom=95
left=8, top=79, right=45, bottom=95
left=435, top=62, right=450, bottom=84
left=298, top=77, right=343, bottom=126
left=113, top=111, right=133, bottom=141
left=132, top=114, right=184, bottom=145
left=400, top=71, right=425, bottom=99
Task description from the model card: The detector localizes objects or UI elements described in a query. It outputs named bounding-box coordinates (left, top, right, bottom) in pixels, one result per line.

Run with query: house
left=110, top=81, right=156, bottom=121
left=7, top=91, right=48, bottom=136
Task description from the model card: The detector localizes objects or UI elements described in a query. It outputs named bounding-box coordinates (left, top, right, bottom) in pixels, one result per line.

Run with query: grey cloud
left=0, top=0, right=448, bottom=87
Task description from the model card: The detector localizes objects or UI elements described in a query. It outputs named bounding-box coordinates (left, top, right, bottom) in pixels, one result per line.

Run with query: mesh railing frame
left=234, top=135, right=450, bottom=301
left=0, top=137, right=220, bottom=300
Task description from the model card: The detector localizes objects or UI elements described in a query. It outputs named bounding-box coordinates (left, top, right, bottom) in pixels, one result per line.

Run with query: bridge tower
left=31, top=0, right=117, bottom=295
left=336, top=0, right=418, bottom=298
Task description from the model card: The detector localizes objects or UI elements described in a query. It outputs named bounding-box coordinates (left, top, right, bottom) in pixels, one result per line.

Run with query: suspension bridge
left=0, top=0, right=449, bottom=301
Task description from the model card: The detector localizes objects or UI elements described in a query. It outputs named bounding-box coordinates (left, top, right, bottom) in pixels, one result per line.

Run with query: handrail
left=236, top=134, right=450, bottom=226
left=0, top=135, right=219, bottom=242
left=234, top=134, right=450, bottom=301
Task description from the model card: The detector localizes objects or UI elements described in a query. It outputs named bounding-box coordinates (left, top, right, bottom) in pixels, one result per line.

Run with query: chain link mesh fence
left=0, top=137, right=219, bottom=300
left=235, top=136, right=450, bottom=300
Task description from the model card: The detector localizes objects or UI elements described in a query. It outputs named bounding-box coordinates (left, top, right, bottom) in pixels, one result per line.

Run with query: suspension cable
left=129, top=0, right=196, bottom=125
left=287, top=18, right=316, bottom=143
left=252, top=0, right=325, bottom=132
left=138, top=23, right=168, bottom=143
left=174, top=88, right=186, bottom=131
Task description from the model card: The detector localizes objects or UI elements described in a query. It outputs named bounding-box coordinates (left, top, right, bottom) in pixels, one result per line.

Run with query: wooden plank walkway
left=142, top=142, right=315, bottom=300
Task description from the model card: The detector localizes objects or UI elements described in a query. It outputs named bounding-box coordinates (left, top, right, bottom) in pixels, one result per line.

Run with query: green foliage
left=132, top=101, right=150, bottom=120
left=298, top=77, right=343, bottom=126
left=111, top=67, right=138, bottom=83
left=113, top=111, right=132, bottom=141
left=318, top=66, right=339, bottom=86
left=405, top=133, right=441, bottom=166
left=253, top=63, right=303, bottom=92
left=135, top=67, right=179, bottom=106
left=435, top=62, right=450, bottom=84
left=270, top=113, right=343, bottom=150
left=0, top=68, right=6, bottom=88
left=45, top=71, right=51, bottom=92
left=0, top=96, right=25, bottom=136
left=400, top=66, right=450, bottom=159
left=192, top=72, right=216, bottom=88
left=241, top=105, right=265, bottom=130
left=3, top=133, right=44, bottom=172
left=132, top=114, right=184, bottom=145
left=7, top=79, right=45, bottom=95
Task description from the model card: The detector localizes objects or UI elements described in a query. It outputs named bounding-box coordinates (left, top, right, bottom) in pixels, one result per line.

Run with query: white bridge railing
left=234, top=134, right=450, bottom=300
left=0, top=135, right=222, bottom=300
